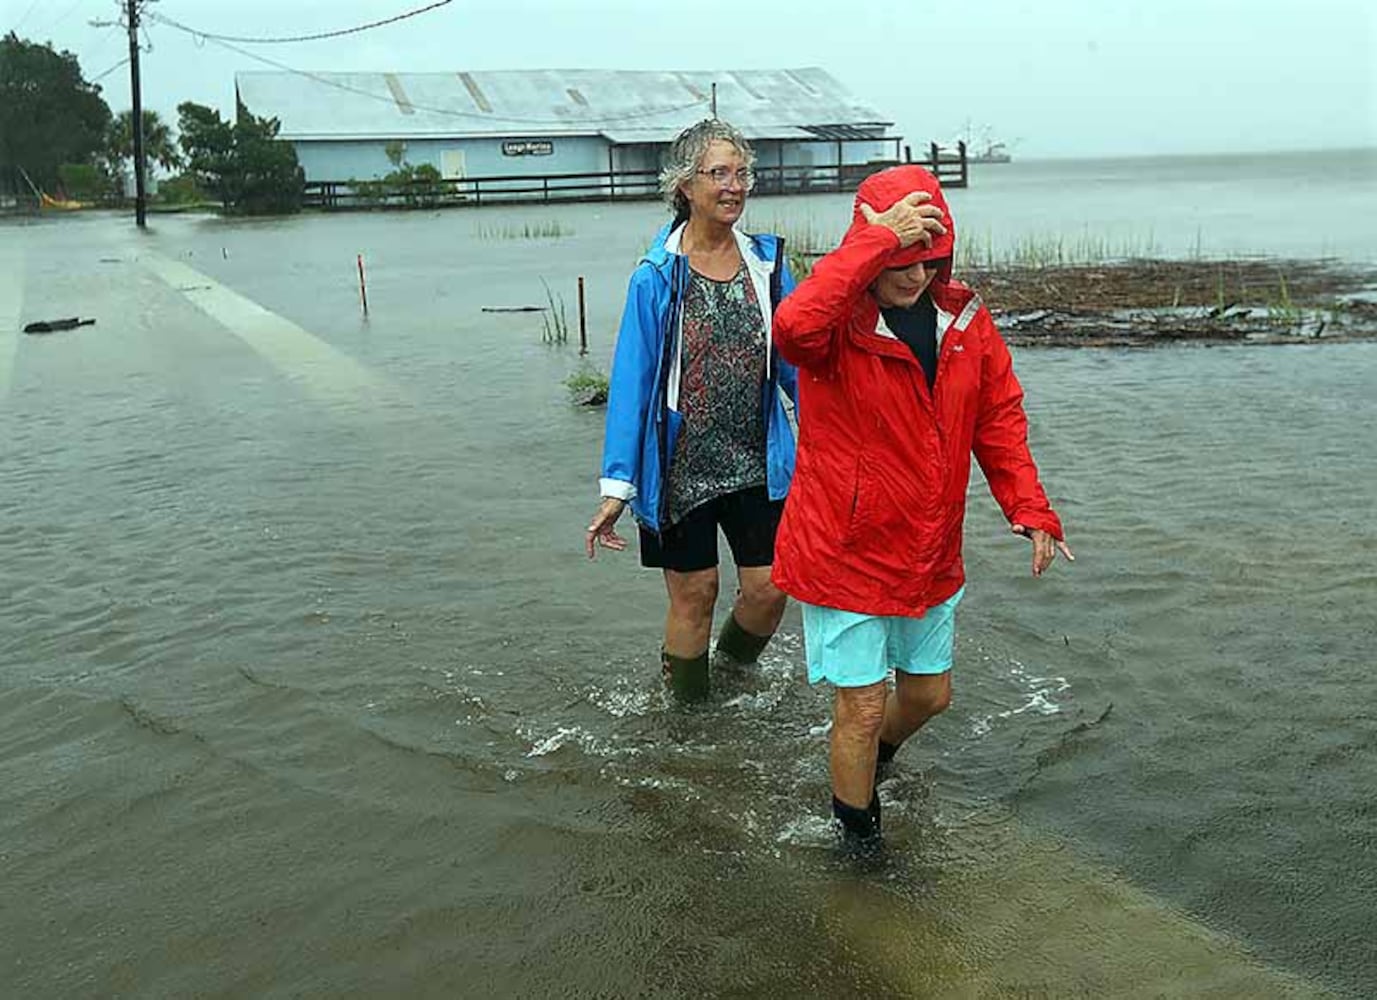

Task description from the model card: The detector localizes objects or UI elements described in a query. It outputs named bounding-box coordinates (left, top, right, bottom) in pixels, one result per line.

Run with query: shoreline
left=965, top=257, right=1377, bottom=348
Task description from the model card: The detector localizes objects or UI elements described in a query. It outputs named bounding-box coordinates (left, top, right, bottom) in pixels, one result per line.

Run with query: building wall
left=292, top=135, right=612, bottom=182
left=293, top=135, right=900, bottom=184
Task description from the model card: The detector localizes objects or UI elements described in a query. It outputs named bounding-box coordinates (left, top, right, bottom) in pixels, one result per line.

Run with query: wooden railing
left=303, top=145, right=967, bottom=211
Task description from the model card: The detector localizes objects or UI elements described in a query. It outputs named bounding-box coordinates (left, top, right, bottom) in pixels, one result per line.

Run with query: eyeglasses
left=696, top=166, right=754, bottom=189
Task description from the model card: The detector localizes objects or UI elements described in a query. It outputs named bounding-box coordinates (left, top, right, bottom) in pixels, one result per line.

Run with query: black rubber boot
left=661, top=649, right=710, bottom=703
left=714, top=613, right=772, bottom=667
left=833, top=793, right=883, bottom=847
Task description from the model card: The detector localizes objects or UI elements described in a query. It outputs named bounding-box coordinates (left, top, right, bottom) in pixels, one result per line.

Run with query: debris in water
left=23, top=317, right=95, bottom=334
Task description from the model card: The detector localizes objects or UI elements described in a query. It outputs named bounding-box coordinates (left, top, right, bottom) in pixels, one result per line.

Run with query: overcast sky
left=7, top=0, right=1375, bottom=158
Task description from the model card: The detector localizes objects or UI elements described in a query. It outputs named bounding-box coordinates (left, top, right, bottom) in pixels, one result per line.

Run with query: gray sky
left=7, top=0, right=1376, bottom=158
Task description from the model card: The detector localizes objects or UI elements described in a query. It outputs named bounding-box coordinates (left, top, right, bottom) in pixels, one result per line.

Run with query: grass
left=540, top=279, right=569, bottom=345
left=786, top=247, right=816, bottom=281
left=755, top=215, right=1168, bottom=277
left=565, top=364, right=609, bottom=405
left=1267, top=272, right=1302, bottom=327
left=957, top=228, right=1162, bottom=270
left=476, top=220, right=572, bottom=240
left=755, top=218, right=836, bottom=282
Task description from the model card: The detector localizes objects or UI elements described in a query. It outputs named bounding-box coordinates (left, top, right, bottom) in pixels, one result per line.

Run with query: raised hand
left=859, top=191, right=947, bottom=250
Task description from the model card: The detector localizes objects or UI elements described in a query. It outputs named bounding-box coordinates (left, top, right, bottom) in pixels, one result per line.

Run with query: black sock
left=833, top=794, right=882, bottom=839
left=877, top=739, right=899, bottom=764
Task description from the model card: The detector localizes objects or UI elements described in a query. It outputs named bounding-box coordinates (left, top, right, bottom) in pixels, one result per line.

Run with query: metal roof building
left=234, top=68, right=911, bottom=205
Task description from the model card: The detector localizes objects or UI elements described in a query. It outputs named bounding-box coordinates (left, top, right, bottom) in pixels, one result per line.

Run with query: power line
left=90, top=55, right=130, bottom=83
left=11, top=0, right=44, bottom=34
left=193, top=35, right=711, bottom=127
left=30, top=0, right=88, bottom=39
left=147, top=0, right=455, bottom=45
left=84, top=22, right=127, bottom=61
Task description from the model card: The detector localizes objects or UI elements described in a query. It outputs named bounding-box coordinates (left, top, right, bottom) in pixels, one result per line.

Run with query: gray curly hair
left=659, top=118, right=756, bottom=221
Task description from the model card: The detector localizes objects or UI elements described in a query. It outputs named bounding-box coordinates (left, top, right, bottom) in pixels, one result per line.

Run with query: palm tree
left=106, top=108, right=183, bottom=176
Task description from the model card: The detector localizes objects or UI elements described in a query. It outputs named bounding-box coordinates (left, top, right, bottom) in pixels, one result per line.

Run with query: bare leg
left=878, top=671, right=953, bottom=753
left=731, top=565, right=786, bottom=638
left=831, top=681, right=889, bottom=809
left=662, top=567, right=718, bottom=658
left=661, top=568, right=718, bottom=700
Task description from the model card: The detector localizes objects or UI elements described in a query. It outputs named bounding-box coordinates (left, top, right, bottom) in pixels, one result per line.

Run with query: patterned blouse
left=664, top=261, right=768, bottom=526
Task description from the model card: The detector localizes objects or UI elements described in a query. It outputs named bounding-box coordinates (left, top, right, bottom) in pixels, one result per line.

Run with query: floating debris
left=23, top=317, right=95, bottom=334
left=966, top=258, right=1377, bottom=348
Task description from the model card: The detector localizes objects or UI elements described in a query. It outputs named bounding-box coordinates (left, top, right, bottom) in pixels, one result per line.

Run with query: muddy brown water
left=2, top=149, right=1374, bottom=997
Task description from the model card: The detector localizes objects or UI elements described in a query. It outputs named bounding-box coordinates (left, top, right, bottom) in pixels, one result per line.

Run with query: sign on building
left=502, top=140, right=554, bottom=157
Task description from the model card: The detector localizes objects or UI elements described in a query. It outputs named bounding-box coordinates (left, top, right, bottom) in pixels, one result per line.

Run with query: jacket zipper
left=655, top=256, right=685, bottom=531
left=764, top=236, right=785, bottom=439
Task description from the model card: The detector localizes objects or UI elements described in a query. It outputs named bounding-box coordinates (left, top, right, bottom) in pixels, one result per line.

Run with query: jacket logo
left=951, top=344, right=965, bottom=352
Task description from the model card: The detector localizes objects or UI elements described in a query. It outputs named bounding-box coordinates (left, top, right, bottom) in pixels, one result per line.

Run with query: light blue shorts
left=801, top=587, right=965, bottom=688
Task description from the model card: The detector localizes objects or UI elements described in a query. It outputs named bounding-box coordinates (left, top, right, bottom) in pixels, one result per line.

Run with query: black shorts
left=639, top=486, right=784, bottom=573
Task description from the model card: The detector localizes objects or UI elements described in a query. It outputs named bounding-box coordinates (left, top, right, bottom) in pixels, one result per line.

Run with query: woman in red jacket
left=772, top=165, right=1074, bottom=849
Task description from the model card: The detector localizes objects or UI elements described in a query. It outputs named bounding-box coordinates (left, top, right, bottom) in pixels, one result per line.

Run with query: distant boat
left=969, top=140, right=1012, bottom=164
left=952, top=123, right=1014, bottom=164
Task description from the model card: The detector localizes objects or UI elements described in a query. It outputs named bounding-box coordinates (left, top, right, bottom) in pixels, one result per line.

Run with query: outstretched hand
left=859, top=191, right=947, bottom=250
left=1012, top=524, right=1075, bottom=577
left=586, top=497, right=628, bottom=559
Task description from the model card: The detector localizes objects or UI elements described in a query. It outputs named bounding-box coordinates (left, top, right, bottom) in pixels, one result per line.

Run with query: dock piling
left=577, top=277, right=588, bottom=356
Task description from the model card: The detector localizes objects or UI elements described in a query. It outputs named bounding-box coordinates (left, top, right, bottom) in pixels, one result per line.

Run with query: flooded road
left=2, top=152, right=1374, bottom=997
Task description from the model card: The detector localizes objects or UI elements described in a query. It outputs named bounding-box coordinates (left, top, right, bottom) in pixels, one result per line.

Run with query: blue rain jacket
left=598, top=221, right=798, bottom=534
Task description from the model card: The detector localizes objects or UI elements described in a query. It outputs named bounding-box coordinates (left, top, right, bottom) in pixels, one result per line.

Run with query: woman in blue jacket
left=585, top=119, right=798, bottom=701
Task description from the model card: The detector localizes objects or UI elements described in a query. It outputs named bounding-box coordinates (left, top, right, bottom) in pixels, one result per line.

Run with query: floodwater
left=2, top=149, right=1375, bottom=998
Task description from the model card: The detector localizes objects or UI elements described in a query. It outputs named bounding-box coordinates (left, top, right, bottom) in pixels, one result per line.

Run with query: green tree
left=56, top=163, right=113, bottom=202
left=106, top=109, right=184, bottom=177
left=176, top=100, right=235, bottom=205
left=176, top=100, right=303, bottom=215
left=0, top=32, right=111, bottom=194
left=233, top=103, right=304, bottom=214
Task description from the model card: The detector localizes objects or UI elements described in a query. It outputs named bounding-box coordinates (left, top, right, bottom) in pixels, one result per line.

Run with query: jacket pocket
left=843, top=454, right=865, bottom=540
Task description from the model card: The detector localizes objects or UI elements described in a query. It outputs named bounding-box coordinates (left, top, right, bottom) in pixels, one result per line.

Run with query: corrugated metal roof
left=234, top=67, right=893, bottom=143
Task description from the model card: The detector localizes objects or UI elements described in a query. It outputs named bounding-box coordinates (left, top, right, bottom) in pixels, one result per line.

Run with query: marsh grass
left=540, top=279, right=569, bottom=345
left=1267, top=272, right=1302, bottom=326
left=957, top=229, right=1162, bottom=270
left=565, top=364, right=609, bottom=405
left=756, top=217, right=1168, bottom=277
left=477, top=220, right=572, bottom=240
left=756, top=217, right=836, bottom=281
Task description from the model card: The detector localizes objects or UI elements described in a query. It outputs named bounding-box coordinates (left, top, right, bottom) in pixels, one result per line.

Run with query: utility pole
left=126, top=0, right=146, bottom=228
left=710, top=82, right=717, bottom=118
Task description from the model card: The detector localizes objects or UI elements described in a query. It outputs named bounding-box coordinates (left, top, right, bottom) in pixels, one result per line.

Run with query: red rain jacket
left=771, top=166, right=1063, bottom=618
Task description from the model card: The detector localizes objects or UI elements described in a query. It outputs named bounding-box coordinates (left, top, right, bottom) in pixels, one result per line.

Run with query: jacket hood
left=846, top=165, right=955, bottom=282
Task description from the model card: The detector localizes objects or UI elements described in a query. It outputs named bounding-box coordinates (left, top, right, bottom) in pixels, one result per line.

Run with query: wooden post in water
left=357, top=254, right=369, bottom=317
left=577, top=277, right=588, bottom=356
